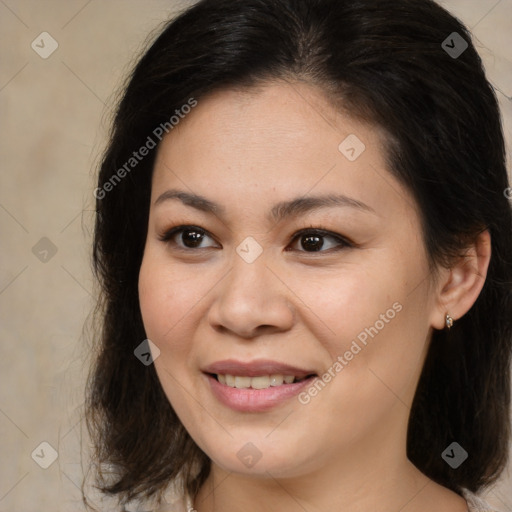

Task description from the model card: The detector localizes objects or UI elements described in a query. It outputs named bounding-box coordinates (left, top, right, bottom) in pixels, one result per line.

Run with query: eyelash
left=158, top=224, right=353, bottom=254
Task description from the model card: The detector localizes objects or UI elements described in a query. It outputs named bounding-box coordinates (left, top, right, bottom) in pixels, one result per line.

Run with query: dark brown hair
left=85, top=0, right=512, bottom=508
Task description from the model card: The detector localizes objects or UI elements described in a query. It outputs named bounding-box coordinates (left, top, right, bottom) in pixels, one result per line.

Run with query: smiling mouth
left=209, top=373, right=317, bottom=389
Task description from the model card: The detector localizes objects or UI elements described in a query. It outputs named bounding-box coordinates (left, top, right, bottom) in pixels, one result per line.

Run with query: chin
left=201, top=436, right=318, bottom=478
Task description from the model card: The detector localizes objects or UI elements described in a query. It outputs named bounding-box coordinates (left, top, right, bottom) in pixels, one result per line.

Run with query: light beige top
left=462, top=489, right=501, bottom=512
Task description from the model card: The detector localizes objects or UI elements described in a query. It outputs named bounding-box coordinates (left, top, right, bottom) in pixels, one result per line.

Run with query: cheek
left=138, top=255, right=199, bottom=412
left=138, top=253, right=199, bottom=355
left=295, top=293, right=429, bottom=448
left=292, top=261, right=430, bottom=395
left=138, top=257, right=168, bottom=339
left=288, top=265, right=405, bottom=351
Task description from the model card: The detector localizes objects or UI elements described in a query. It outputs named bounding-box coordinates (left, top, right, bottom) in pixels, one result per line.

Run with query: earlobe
left=431, top=230, right=491, bottom=330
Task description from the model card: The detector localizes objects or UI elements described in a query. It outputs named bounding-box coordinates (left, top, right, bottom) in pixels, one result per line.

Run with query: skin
left=138, top=81, right=490, bottom=512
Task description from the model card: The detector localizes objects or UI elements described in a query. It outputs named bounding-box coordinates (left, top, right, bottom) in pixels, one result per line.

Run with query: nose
left=207, top=253, right=295, bottom=339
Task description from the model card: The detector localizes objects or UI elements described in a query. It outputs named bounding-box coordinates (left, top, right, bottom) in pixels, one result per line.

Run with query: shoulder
left=462, top=489, right=501, bottom=512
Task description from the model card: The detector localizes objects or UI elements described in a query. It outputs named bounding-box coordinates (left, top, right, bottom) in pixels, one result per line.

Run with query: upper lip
left=202, top=359, right=316, bottom=378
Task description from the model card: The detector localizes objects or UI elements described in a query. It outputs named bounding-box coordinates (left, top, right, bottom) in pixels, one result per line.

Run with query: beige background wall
left=1, top=1, right=511, bottom=510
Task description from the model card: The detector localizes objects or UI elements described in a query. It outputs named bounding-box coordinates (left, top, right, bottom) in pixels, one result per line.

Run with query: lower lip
left=205, top=373, right=317, bottom=412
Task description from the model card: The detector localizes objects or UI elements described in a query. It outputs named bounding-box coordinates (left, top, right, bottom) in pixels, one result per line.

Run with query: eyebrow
left=154, top=188, right=376, bottom=223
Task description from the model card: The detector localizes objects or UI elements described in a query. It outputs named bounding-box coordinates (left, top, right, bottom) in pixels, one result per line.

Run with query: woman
left=85, top=0, right=512, bottom=511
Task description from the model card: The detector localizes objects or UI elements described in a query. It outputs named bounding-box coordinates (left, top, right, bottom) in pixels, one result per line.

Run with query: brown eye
left=159, top=225, right=218, bottom=250
left=288, top=229, right=351, bottom=253
left=299, top=234, right=324, bottom=252
left=179, top=228, right=206, bottom=248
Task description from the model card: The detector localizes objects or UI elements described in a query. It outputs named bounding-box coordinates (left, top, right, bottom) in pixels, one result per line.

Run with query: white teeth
left=234, top=376, right=251, bottom=388
left=269, top=374, right=284, bottom=386
left=216, top=374, right=306, bottom=389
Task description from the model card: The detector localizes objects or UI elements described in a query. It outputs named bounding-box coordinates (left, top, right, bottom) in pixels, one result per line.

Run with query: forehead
left=150, top=81, right=414, bottom=223
left=156, top=82, right=380, bottom=166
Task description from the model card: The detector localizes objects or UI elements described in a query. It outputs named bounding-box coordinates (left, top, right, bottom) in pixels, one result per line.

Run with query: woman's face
left=138, top=82, right=442, bottom=478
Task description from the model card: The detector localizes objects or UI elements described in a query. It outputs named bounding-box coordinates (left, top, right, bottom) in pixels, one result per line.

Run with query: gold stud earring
left=445, top=313, right=454, bottom=330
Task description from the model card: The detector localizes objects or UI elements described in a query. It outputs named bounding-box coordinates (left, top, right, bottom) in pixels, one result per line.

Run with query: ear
left=430, top=229, right=491, bottom=330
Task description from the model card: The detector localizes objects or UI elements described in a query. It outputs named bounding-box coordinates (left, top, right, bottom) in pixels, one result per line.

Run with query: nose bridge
left=209, top=245, right=294, bottom=336
left=224, top=245, right=276, bottom=306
